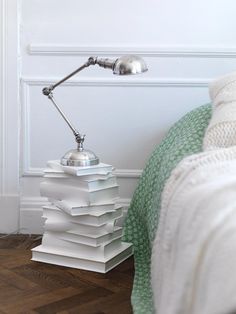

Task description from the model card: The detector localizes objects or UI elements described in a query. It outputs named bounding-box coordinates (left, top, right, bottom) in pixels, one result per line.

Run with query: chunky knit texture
left=204, top=72, right=236, bottom=150
left=123, top=104, right=212, bottom=314
left=152, top=147, right=236, bottom=314
left=151, top=72, right=236, bottom=314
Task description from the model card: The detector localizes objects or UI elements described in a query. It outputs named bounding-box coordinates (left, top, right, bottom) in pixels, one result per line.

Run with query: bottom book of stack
left=31, top=161, right=133, bottom=273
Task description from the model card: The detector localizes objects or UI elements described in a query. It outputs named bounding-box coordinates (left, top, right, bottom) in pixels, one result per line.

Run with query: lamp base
left=61, top=148, right=99, bottom=167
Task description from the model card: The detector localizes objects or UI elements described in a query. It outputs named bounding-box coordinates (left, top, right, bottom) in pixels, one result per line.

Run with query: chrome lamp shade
left=42, top=55, right=148, bottom=167
left=113, top=55, right=148, bottom=75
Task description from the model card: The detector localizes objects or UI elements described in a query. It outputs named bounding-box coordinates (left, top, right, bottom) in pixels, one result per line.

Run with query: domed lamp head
left=113, top=55, right=148, bottom=75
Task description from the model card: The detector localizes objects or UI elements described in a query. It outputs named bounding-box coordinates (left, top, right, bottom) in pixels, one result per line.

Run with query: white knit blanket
left=203, top=71, right=236, bottom=150
left=151, top=72, right=236, bottom=314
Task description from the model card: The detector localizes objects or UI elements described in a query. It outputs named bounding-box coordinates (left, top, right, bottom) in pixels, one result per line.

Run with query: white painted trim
left=0, top=0, right=6, bottom=195
left=21, top=79, right=31, bottom=178
left=0, top=0, right=20, bottom=233
left=0, top=195, right=20, bottom=233
left=28, top=44, right=236, bottom=58
left=23, top=168, right=44, bottom=177
left=20, top=197, right=49, bottom=234
left=21, top=78, right=144, bottom=178
left=20, top=196, right=131, bottom=234
left=22, top=77, right=210, bottom=88
left=20, top=196, right=49, bottom=208
left=21, top=77, right=209, bottom=178
left=21, top=80, right=143, bottom=178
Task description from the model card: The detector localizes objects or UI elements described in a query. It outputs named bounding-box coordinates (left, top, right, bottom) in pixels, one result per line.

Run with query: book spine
left=42, top=233, right=122, bottom=258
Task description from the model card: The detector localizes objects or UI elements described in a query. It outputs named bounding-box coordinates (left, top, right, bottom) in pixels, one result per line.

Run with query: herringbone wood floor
left=0, top=235, right=134, bottom=314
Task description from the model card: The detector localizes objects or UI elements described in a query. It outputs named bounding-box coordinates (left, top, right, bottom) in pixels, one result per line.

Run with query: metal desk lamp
left=42, top=55, right=148, bottom=167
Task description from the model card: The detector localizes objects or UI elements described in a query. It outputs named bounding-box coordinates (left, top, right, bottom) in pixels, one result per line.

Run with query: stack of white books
left=31, top=160, right=132, bottom=273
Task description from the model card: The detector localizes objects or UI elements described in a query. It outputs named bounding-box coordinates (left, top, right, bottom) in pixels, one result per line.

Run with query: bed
left=123, top=103, right=212, bottom=313
left=123, top=70, right=236, bottom=314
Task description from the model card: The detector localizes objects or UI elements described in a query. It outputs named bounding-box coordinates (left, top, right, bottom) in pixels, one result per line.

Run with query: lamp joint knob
left=42, top=86, right=53, bottom=96
left=87, top=56, right=97, bottom=66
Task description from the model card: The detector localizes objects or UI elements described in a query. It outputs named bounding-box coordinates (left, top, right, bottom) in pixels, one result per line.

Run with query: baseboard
left=0, top=195, right=20, bottom=233
left=20, top=197, right=131, bottom=234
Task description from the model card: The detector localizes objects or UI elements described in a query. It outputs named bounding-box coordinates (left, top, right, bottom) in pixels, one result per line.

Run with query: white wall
left=2, top=0, right=236, bottom=233
left=0, top=0, right=20, bottom=233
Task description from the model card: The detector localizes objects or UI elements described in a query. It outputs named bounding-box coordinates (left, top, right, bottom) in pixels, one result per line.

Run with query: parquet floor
left=0, top=235, right=134, bottom=314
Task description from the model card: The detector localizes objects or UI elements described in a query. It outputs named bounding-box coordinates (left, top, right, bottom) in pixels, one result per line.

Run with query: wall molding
left=21, top=78, right=145, bottom=178
left=0, top=195, right=20, bottom=233
left=21, top=77, right=209, bottom=178
left=21, top=78, right=31, bottom=178
left=0, top=0, right=20, bottom=233
left=21, top=78, right=143, bottom=178
left=0, top=0, right=6, bottom=195
left=20, top=196, right=48, bottom=208
left=28, top=44, right=236, bottom=59
left=22, top=77, right=210, bottom=88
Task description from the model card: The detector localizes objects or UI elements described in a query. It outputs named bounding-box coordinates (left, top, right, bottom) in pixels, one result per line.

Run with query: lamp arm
left=42, top=56, right=116, bottom=96
left=42, top=57, right=97, bottom=96
left=47, top=93, right=84, bottom=146
left=42, top=57, right=96, bottom=151
left=42, top=57, right=98, bottom=150
left=41, top=56, right=117, bottom=150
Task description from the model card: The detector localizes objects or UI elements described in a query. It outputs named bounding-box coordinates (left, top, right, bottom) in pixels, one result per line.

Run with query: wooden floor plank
left=34, top=287, right=113, bottom=314
left=0, top=250, right=33, bottom=269
left=0, top=286, right=80, bottom=313
left=0, top=285, right=48, bottom=307
left=15, top=262, right=98, bottom=290
left=0, top=235, right=134, bottom=314
left=62, top=291, right=133, bottom=314
left=0, top=267, right=38, bottom=290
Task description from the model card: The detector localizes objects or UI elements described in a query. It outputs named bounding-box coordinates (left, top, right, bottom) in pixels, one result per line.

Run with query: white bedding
left=152, top=149, right=236, bottom=314
left=151, top=71, right=236, bottom=314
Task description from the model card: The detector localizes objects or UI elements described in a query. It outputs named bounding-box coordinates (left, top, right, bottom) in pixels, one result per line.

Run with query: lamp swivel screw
left=74, top=132, right=85, bottom=151
left=42, top=86, right=54, bottom=96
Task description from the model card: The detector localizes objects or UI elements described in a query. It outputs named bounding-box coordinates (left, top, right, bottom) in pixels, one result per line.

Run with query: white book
left=61, top=226, right=123, bottom=247
left=63, top=163, right=114, bottom=177
left=44, top=219, right=72, bottom=232
left=44, top=226, right=123, bottom=247
left=44, top=217, right=116, bottom=234
left=43, top=205, right=123, bottom=226
left=42, top=232, right=122, bottom=259
left=72, top=208, right=122, bottom=226
left=43, top=174, right=117, bottom=192
left=53, top=200, right=117, bottom=216
left=43, top=168, right=71, bottom=179
left=46, top=160, right=114, bottom=177
left=40, top=181, right=119, bottom=207
left=31, top=242, right=133, bottom=273
left=44, top=169, right=112, bottom=181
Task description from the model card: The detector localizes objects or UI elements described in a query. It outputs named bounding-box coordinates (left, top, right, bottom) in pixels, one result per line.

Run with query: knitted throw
left=151, top=72, right=236, bottom=313
left=123, top=104, right=212, bottom=314
left=152, top=147, right=236, bottom=314
left=204, top=71, right=236, bottom=150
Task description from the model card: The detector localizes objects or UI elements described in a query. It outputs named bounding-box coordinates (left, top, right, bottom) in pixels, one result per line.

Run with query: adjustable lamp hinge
left=42, top=85, right=54, bottom=96
left=74, top=132, right=85, bottom=151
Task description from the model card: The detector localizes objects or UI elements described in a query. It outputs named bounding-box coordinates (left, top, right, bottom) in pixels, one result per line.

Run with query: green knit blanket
left=123, top=104, right=212, bottom=314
